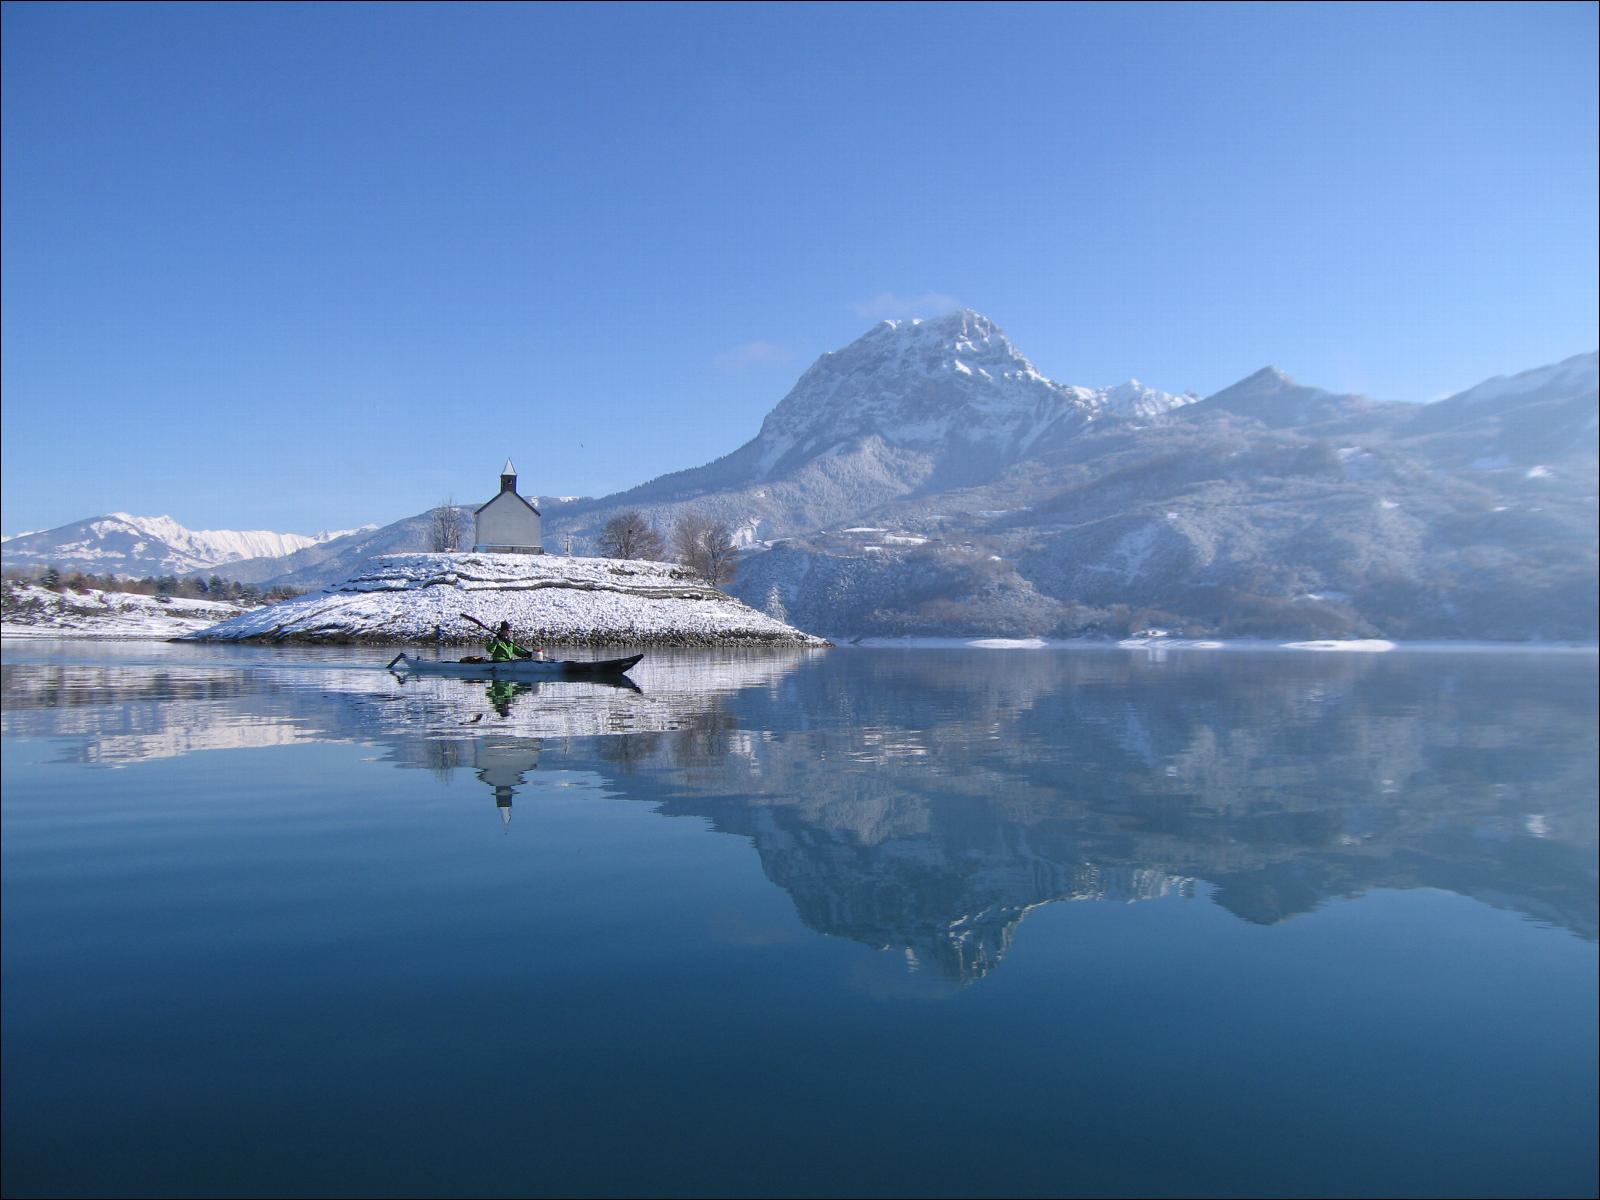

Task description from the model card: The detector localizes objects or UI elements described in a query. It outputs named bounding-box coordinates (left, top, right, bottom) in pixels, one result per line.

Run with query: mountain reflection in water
left=2, top=645, right=1594, bottom=982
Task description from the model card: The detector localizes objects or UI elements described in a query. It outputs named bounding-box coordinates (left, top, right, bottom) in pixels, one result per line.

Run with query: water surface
left=3, top=641, right=1595, bottom=1198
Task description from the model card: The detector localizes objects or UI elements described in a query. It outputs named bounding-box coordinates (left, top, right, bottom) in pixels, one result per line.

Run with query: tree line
left=595, top=510, right=739, bottom=585
left=2, top=565, right=303, bottom=605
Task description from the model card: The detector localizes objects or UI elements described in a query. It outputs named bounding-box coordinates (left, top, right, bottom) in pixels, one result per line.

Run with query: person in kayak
left=485, top=621, right=538, bottom=662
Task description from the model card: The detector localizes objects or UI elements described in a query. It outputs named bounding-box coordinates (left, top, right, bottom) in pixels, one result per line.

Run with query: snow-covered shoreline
left=1, top=584, right=248, bottom=640
left=839, top=634, right=1598, bottom=654
left=182, top=552, right=829, bottom=647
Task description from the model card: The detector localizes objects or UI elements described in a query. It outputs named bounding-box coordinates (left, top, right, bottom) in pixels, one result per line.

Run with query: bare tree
left=430, top=498, right=470, bottom=552
left=597, top=510, right=665, bottom=560
left=672, top=512, right=711, bottom=579
left=673, top=512, right=738, bottom=585
left=702, top=520, right=739, bottom=585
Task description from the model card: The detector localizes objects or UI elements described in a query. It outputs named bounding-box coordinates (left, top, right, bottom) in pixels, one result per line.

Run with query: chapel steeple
left=474, top=458, right=543, bottom=554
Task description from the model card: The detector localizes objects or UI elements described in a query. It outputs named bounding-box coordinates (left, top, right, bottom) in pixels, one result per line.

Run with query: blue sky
left=3, top=1, right=1596, bottom=535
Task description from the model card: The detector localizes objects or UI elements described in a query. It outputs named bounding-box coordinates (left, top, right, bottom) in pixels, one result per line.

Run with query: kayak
left=388, top=652, right=644, bottom=680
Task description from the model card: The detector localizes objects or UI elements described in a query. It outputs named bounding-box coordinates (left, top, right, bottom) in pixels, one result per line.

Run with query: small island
left=186, top=461, right=825, bottom=647
left=184, top=551, right=827, bottom=647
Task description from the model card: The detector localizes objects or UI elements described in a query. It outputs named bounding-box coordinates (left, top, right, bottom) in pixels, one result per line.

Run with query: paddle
left=458, top=612, right=496, bottom=635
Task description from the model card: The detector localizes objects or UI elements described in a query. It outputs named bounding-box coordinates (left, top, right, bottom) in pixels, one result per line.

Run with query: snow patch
left=1281, top=639, right=1397, bottom=652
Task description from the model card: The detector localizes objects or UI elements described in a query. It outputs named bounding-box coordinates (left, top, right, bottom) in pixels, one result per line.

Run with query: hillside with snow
left=186, top=552, right=828, bottom=647
left=1, top=582, right=248, bottom=639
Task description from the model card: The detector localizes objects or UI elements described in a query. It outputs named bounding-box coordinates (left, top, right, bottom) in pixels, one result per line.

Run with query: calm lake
left=2, top=640, right=1595, bottom=1199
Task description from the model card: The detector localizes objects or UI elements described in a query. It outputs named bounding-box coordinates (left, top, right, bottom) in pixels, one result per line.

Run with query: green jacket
left=485, top=634, right=525, bottom=662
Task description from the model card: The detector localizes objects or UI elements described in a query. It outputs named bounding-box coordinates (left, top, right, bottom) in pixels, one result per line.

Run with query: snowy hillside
left=1, top=583, right=247, bottom=639
left=1, top=513, right=368, bottom=577
left=186, top=552, right=828, bottom=647
left=1435, top=350, right=1599, bottom=409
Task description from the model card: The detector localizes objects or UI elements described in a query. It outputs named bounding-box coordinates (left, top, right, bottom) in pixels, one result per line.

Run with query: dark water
left=2, top=640, right=1595, bottom=1199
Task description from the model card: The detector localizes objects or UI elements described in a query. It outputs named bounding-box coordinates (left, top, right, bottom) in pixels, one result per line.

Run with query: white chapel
left=473, top=459, right=543, bottom=554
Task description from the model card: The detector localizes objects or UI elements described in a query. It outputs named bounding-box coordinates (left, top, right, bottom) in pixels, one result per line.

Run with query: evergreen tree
left=765, top=585, right=788, bottom=625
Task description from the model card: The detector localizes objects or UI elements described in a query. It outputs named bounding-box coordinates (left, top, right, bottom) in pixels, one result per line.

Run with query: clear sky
left=3, top=1, right=1596, bottom=535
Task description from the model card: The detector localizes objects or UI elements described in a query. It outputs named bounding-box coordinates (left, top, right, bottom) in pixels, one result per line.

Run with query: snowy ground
left=185, top=552, right=829, bottom=647
left=1, top=584, right=247, bottom=640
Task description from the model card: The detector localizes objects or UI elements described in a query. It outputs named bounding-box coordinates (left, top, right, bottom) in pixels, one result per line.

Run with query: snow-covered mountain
left=1183, top=366, right=1381, bottom=428
left=726, top=341, right=1597, bottom=641
left=1096, top=379, right=1198, bottom=419
left=0, top=513, right=370, bottom=578
left=745, top=311, right=1096, bottom=478
left=1436, top=350, right=1599, bottom=409
left=1401, top=350, right=1600, bottom=467
left=670, top=310, right=1191, bottom=487
left=10, top=310, right=1594, bottom=641
left=533, top=311, right=1194, bottom=547
left=208, top=314, right=1596, bottom=640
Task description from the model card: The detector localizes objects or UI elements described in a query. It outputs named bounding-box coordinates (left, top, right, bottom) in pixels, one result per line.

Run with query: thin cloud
left=850, top=291, right=960, bottom=320
left=714, top=341, right=796, bottom=373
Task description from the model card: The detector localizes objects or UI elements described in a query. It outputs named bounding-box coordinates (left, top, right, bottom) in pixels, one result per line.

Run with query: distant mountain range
left=0, top=513, right=372, bottom=578
left=5, top=312, right=1595, bottom=639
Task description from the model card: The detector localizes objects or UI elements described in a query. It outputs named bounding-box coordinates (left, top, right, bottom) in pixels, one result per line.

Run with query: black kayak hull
left=389, top=653, right=643, bottom=680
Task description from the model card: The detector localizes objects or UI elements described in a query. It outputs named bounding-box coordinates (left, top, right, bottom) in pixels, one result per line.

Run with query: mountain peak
left=1100, top=379, right=1197, bottom=419
left=906, top=308, right=995, bottom=333
left=1241, top=366, right=1294, bottom=387
left=868, top=308, right=1006, bottom=346
left=743, top=311, right=1080, bottom=480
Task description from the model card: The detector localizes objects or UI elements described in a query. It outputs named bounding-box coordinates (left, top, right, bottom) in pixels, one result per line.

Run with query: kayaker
left=485, top=621, right=531, bottom=662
